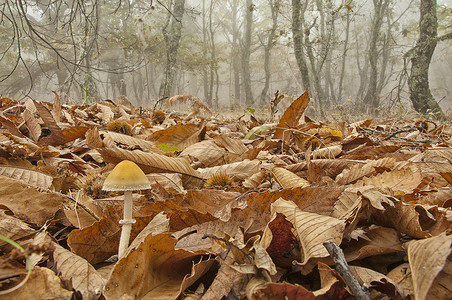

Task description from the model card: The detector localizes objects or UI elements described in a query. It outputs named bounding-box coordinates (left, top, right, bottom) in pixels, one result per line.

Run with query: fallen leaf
left=273, top=90, right=310, bottom=141
left=53, top=243, right=105, bottom=299
left=104, top=233, right=209, bottom=299
left=11, top=266, right=73, bottom=299
left=407, top=233, right=452, bottom=300
left=271, top=198, right=345, bottom=264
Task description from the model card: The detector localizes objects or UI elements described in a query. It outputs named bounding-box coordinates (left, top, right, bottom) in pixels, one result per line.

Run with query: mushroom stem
left=118, top=190, right=134, bottom=259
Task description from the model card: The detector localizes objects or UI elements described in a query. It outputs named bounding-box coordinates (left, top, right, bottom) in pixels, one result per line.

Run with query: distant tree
left=159, top=0, right=186, bottom=97
left=362, top=0, right=391, bottom=113
left=291, top=0, right=310, bottom=91
left=242, top=0, right=254, bottom=106
left=406, top=0, right=451, bottom=119
left=259, top=0, right=280, bottom=106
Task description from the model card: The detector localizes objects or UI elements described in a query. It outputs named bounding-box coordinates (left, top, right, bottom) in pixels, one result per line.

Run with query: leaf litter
left=0, top=91, right=451, bottom=299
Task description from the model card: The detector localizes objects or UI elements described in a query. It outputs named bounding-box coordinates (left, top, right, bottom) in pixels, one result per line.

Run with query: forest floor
left=0, top=92, right=451, bottom=299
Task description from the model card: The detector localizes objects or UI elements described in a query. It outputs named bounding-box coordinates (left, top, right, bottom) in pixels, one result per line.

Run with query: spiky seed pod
left=77, top=172, right=109, bottom=199
left=415, top=119, right=428, bottom=133
left=106, top=119, right=133, bottom=135
left=302, top=136, right=320, bottom=151
left=151, top=110, right=166, bottom=124
left=204, top=171, right=233, bottom=188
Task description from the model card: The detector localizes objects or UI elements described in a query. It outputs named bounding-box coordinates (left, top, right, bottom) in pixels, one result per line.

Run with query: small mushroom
left=102, top=160, right=151, bottom=258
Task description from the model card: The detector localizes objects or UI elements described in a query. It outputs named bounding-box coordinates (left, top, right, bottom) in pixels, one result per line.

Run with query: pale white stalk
left=118, top=190, right=134, bottom=259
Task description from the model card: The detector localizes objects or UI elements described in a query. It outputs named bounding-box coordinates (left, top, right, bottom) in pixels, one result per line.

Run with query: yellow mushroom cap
left=102, top=160, right=151, bottom=191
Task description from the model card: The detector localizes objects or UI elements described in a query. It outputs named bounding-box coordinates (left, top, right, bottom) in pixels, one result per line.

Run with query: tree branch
left=323, top=241, right=370, bottom=300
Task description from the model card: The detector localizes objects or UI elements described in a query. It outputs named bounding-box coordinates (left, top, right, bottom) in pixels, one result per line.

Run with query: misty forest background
left=1, top=0, right=451, bottom=119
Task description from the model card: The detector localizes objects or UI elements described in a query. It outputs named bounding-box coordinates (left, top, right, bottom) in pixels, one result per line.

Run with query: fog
left=0, top=0, right=451, bottom=116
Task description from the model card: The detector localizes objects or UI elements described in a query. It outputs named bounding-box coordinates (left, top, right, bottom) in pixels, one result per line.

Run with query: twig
left=382, top=128, right=414, bottom=141
left=152, top=96, right=168, bottom=113
left=323, top=241, right=370, bottom=300
left=359, top=126, right=432, bottom=144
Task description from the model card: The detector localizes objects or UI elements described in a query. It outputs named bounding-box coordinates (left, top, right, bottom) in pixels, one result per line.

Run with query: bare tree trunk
left=159, top=0, right=185, bottom=98
left=337, top=6, right=350, bottom=103
left=231, top=0, right=241, bottom=109
left=362, top=0, right=390, bottom=113
left=242, top=0, right=254, bottom=106
left=291, top=0, right=310, bottom=90
left=202, top=0, right=211, bottom=106
left=209, top=0, right=219, bottom=108
left=259, top=0, right=279, bottom=106
left=408, top=0, right=446, bottom=119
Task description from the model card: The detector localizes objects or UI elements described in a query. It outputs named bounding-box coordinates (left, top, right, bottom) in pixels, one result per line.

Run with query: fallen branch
left=359, top=126, right=431, bottom=143
left=323, top=241, right=370, bottom=300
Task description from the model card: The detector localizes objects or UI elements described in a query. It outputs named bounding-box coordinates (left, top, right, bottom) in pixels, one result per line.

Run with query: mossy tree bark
left=291, top=0, right=310, bottom=91
left=408, top=0, right=446, bottom=120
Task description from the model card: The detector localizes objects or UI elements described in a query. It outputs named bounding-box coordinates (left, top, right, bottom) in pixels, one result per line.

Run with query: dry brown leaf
left=0, top=165, right=53, bottom=189
left=387, top=263, right=414, bottom=296
left=85, top=127, right=104, bottom=148
left=423, top=147, right=452, bottom=163
left=271, top=198, right=345, bottom=264
left=228, top=186, right=344, bottom=235
left=61, top=126, right=90, bottom=144
left=372, top=200, right=445, bottom=238
left=331, top=187, right=361, bottom=220
left=33, top=100, right=62, bottom=136
left=335, top=157, right=395, bottom=185
left=0, top=210, right=35, bottom=249
left=252, top=282, right=317, bottom=300
left=201, top=251, right=246, bottom=300
left=96, top=103, right=114, bottom=124
left=51, top=91, right=63, bottom=123
left=174, top=219, right=240, bottom=252
left=136, top=198, right=218, bottom=233
left=252, top=238, right=277, bottom=275
left=127, top=212, right=169, bottom=253
left=98, top=147, right=202, bottom=180
left=349, top=265, right=407, bottom=298
left=103, top=131, right=158, bottom=152
left=273, top=90, right=310, bottom=141
left=315, top=262, right=351, bottom=297
left=177, top=258, right=216, bottom=299
left=11, top=266, right=73, bottom=299
left=0, top=114, right=25, bottom=137
left=198, top=159, right=262, bottom=181
left=0, top=175, right=63, bottom=225
left=425, top=256, right=452, bottom=300
left=311, top=144, right=342, bottom=159
left=53, top=243, right=105, bottom=299
left=147, top=173, right=185, bottom=194
left=360, top=189, right=395, bottom=211
left=180, top=140, right=232, bottom=167
left=148, top=123, right=205, bottom=151
left=342, top=145, right=400, bottom=160
left=271, top=167, right=310, bottom=189
left=213, top=135, right=248, bottom=156
left=22, top=108, right=42, bottom=142
left=243, top=169, right=267, bottom=188
left=344, top=226, right=403, bottom=262
left=286, top=159, right=359, bottom=179
left=356, top=166, right=422, bottom=195
left=252, top=263, right=353, bottom=300
left=164, top=94, right=213, bottom=114
left=407, top=233, right=452, bottom=300
left=67, top=206, right=121, bottom=264
left=104, top=233, right=208, bottom=299
left=61, top=192, right=101, bottom=229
